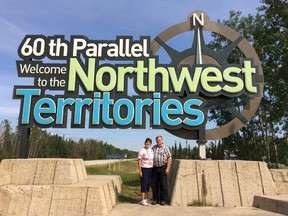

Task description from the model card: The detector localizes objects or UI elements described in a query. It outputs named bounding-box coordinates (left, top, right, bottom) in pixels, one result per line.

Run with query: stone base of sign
left=253, top=195, right=288, bottom=215
left=0, top=159, right=121, bottom=216
left=0, top=158, right=87, bottom=185
left=168, top=160, right=278, bottom=207
left=270, top=169, right=288, bottom=195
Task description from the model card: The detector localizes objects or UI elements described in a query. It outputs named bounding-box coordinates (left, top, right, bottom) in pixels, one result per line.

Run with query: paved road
left=110, top=204, right=284, bottom=216
left=84, top=159, right=135, bottom=166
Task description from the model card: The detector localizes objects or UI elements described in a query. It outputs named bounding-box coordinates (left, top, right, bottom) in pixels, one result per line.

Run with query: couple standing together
left=137, top=135, right=172, bottom=206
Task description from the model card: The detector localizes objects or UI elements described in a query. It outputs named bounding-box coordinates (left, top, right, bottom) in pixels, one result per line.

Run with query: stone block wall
left=168, top=160, right=277, bottom=207
left=0, top=159, right=121, bottom=216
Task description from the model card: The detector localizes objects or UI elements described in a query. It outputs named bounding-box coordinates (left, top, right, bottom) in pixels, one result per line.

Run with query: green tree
left=178, top=142, right=182, bottom=159
left=0, top=120, right=13, bottom=159
left=190, top=146, right=198, bottom=159
left=208, top=0, right=288, bottom=165
left=173, top=141, right=178, bottom=159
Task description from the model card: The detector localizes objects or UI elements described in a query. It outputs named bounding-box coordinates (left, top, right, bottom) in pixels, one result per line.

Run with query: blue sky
left=0, top=0, right=262, bottom=151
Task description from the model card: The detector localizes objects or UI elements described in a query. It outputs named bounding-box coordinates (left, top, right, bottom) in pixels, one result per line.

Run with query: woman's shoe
left=140, top=200, right=149, bottom=206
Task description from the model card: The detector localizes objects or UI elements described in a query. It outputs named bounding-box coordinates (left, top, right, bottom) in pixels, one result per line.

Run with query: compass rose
left=151, top=11, right=264, bottom=140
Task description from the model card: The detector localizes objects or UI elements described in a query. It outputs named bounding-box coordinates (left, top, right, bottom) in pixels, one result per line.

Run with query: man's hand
left=165, top=168, right=170, bottom=175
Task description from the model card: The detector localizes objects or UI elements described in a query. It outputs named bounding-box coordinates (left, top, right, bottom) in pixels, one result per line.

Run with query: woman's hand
left=139, top=171, right=143, bottom=177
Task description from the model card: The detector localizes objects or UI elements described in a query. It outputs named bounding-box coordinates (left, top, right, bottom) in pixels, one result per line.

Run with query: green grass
left=86, top=160, right=141, bottom=203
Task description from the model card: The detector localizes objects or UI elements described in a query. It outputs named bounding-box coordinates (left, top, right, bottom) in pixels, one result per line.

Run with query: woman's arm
left=138, top=159, right=143, bottom=177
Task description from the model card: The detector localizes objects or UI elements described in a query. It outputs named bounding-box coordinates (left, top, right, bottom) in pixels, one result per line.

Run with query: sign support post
left=19, top=127, right=31, bottom=158
left=197, top=140, right=207, bottom=160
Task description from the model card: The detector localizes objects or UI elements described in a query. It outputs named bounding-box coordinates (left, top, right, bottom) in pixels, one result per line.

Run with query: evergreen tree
left=173, top=141, right=178, bottom=159
left=178, top=142, right=182, bottom=159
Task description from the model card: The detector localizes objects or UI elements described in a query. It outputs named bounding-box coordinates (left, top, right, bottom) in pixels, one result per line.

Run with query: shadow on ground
left=118, top=195, right=139, bottom=204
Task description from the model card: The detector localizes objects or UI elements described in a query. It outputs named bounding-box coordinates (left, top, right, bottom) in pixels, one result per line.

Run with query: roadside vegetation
left=0, top=120, right=137, bottom=161
left=86, top=160, right=141, bottom=203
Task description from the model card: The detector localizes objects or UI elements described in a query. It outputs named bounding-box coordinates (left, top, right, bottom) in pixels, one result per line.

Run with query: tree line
left=206, top=0, right=288, bottom=167
left=170, top=141, right=225, bottom=160
left=0, top=119, right=137, bottom=161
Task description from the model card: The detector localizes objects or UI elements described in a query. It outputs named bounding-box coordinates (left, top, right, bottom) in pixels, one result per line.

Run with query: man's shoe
left=151, top=200, right=157, bottom=205
left=160, top=200, right=166, bottom=206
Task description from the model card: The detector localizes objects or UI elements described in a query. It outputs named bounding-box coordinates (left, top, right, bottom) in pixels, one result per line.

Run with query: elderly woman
left=138, top=137, right=154, bottom=206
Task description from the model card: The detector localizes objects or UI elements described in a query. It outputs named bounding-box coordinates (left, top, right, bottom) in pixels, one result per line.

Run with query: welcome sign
left=13, top=11, right=264, bottom=140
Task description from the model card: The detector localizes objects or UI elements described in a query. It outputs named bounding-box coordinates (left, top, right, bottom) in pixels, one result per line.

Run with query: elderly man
left=151, top=135, right=172, bottom=205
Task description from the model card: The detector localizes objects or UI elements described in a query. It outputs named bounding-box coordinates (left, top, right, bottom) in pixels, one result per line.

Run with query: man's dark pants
left=152, top=164, right=168, bottom=202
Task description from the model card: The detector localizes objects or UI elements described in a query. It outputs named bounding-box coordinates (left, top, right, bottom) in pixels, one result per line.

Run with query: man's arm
left=166, top=156, right=172, bottom=174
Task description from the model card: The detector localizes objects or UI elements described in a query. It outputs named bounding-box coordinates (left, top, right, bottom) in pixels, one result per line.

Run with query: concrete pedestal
left=0, top=159, right=121, bottom=216
left=197, top=140, right=206, bottom=159
left=168, top=160, right=278, bottom=207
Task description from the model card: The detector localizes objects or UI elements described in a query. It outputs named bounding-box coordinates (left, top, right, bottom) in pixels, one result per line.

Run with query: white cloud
left=0, top=106, right=19, bottom=116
